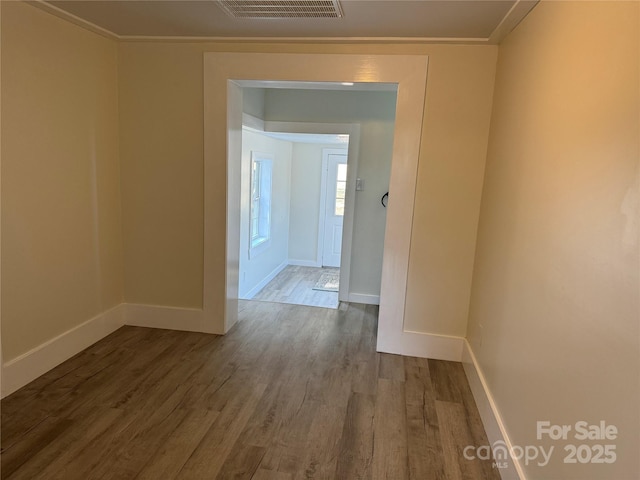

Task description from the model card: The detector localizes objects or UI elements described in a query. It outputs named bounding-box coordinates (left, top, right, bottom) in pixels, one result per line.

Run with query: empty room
left=1, top=1, right=638, bottom=480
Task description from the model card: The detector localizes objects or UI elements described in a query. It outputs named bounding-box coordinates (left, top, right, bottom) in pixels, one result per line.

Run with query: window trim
left=249, top=151, right=273, bottom=258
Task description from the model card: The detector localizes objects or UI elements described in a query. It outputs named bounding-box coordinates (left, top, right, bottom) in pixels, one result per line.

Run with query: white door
left=322, top=152, right=348, bottom=267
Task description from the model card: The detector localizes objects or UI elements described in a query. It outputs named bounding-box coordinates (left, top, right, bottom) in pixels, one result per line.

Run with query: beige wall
left=118, top=41, right=497, bottom=338
left=118, top=43, right=205, bottom=308
left=1, top=3, right=123, bottom=360
left=467, top=2, right=639, bottom=478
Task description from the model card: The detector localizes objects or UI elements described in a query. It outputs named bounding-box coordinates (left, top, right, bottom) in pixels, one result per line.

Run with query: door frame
left=203, top=53, right=428, bottom=356
left=319, top=148, right=350, bottom=297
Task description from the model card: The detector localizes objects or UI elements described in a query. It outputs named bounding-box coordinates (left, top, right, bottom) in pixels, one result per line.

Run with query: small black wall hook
left=381, top=192, right=389, bottom=208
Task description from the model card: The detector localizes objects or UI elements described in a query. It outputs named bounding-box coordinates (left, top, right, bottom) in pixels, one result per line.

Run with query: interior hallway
left=1, top=301, right=500, bottom=480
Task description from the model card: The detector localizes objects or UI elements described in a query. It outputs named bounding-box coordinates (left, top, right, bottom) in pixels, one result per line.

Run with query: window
left=334, top=163, right=347, bottom=216
left=249, top=152, right=273, bottom=257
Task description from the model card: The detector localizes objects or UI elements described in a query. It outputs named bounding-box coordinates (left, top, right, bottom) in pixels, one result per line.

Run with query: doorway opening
left=238, top=124, right=352, bottom=309
left=234, top=82, right=400, bottom=313
left=203, top=52, right=428, bottom=357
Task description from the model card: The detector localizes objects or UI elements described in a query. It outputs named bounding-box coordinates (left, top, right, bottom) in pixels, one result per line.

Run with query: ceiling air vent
left=217, top=0, right=344, bottom=19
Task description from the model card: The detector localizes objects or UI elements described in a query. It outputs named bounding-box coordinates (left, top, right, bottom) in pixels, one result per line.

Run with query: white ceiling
left=259, top=131, right=350, bottom=145
left=38, top=0, right=538, bottom=43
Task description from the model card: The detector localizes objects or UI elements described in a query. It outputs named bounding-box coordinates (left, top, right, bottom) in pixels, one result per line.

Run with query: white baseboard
left=241, top=261, right=288, bottom=299
left=377, top=330, right=464, bottom=362
left=1, top=304, right=125, bottom=398
left=462, top=340, right=526, bottom=480
left=347, top=293, right=380, bottom=305
left=287, top=259, right=321, bottom=267
left=123, top=303, right=211, bottom=333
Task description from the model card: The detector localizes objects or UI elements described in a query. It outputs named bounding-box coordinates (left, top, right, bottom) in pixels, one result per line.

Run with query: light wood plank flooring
left=1, top=301, right=501, bottom=480
left=252, top=265, right=340, bottom=309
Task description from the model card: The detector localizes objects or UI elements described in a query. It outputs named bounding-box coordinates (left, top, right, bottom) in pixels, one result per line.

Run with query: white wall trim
left=206, top=53, right=428, bottom=342
left=288, top=259, right=321, bottom=267
left=380, top=330, right=464, bottom=362
left=347, top=293, right=380, bottom=305
left=30, top=0, right=120, bottom=41
left=462, top=340, right=526, bottom=480
left=241, top=260, right=288, bottom=299
left=123, top=303, right=210, bottom=333
left=1, top=304, right=125, bottom=398
left=120, top=36, right=490, bottom=44
left=488, top=0, right=538, bottom=44
left=31, top=0, right=536, bottom=46
left=318, top=149, right=329, bottom=268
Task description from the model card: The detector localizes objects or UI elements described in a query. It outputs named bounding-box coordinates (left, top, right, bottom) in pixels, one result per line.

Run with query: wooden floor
left=252, top=265, right=339, bottom=309
left=1, top=301, right=500, bottom=480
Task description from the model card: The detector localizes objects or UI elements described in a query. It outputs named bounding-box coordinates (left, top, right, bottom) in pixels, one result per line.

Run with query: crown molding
left=28, top=0, right=119, bottom=40
left=27, top=0, right=539, bottom=46
left=116, top=35, right=490, bottom=44
left=488, top=0, right=539, bottom=44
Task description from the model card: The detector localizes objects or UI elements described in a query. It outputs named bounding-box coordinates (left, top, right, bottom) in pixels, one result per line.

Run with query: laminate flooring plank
left=334, top=392, right=375, bottom=480
left=1, top=329, right=139, bottom=413
left=32, top=338, right=199, bottom=479
left=90, top=407, right=191, bottom=480
left=337, top=302, right=365, bottom=335
left=443, top=363, right=501, bottom=480
left=404, top=357, right=446, bottom=480
left=379, top=353, right=406, bottom=381
left=39, top=391, right=187, bottom=480
left=435, top=400, right=465, bottom=480
left=351, top=351, right=379, bottom=396
left=217, top=444, right=267, bottom=480
left=250, top=308, right=315, bottom=387
left=435, top=400, right=500, bottom=480
left=294, top=403, right=348, bottom=480
left=261, top=399, right=321, bottom=476
left=9, top=407, right=125, bottom=480
left=101, top=331, right=206, bottom=410
left=1, top=341, right=141, bottom=450
left=251, top=469, right=293, bottom=480
left=358, top=305, right=378, bottom=355
left=318, top=344, right=357, bottom=408
left=135, top=409, right=220, bottom=480
left=404, top=356, right=438, bottom=425
left=175, top=381, right=268, bottom=480
left=1, top=416, right=72, bottom=479
left=236, top=382, right=296, bottom=449
left=2, top=327, right=146, bottom=417
left=428, top=359, right=464, bottom=404
left=56, top=330, right=179, bottom=419
left=372, top=379, right=409, bottom=480
left=351, top=306, right=379, bottom=396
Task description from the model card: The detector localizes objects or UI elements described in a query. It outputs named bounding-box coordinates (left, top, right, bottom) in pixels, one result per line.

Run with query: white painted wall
left=265, top=89, right=396, bottom=299
left=238, top=128, right=292, bottom=298
left=242, top=87, right=265, bottom=120
left=288, top=143, right=348, bottom=266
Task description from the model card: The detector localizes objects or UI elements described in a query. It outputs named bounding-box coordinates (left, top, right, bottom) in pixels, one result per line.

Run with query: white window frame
left=249, top=151, right=273, bottom=258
